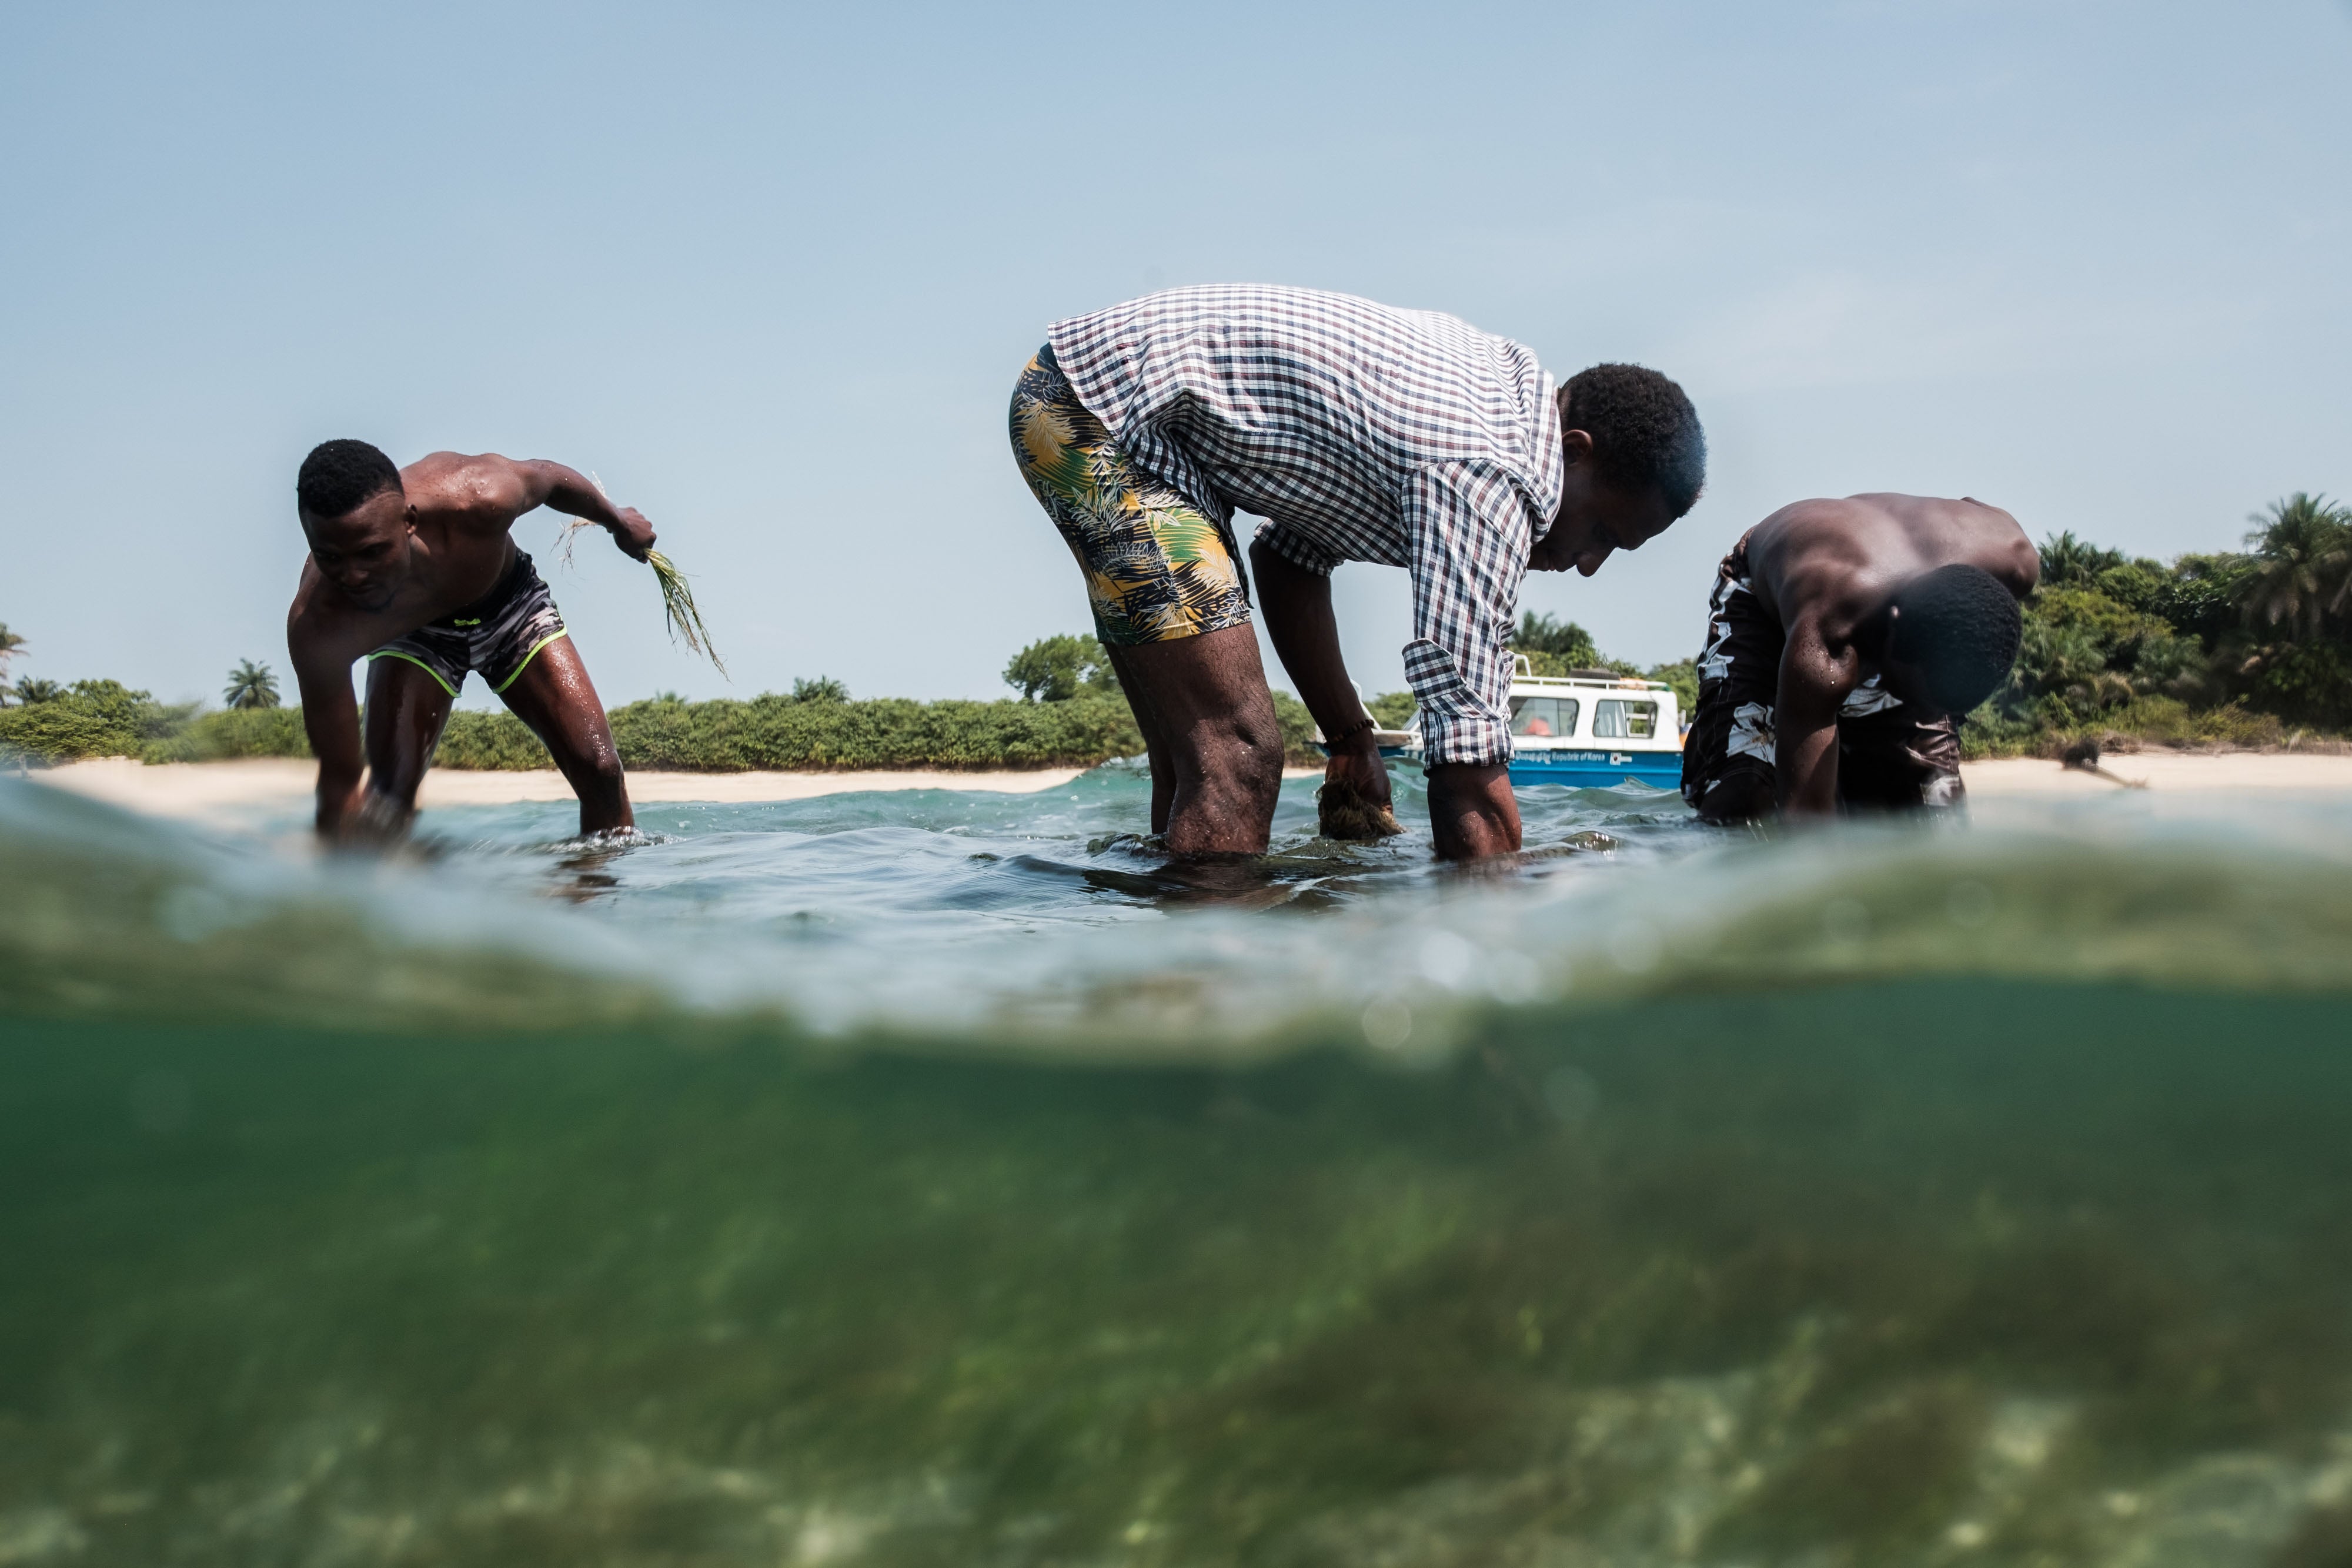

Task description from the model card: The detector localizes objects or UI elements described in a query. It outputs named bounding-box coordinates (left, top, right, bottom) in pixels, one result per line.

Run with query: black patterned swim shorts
left=367, top=549, right=569, bottom=696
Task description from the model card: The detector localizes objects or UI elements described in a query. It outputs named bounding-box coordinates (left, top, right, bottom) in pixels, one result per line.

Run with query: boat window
left=1592, top=700, right=1656, bottom=740
left=1509, top=696, right=1578, bottom=737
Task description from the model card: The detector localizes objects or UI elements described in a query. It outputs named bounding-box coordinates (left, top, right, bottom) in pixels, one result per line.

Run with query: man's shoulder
left=403, top=452, right=531, bottom=524
left=1748, top=499, right=1900, bottom=618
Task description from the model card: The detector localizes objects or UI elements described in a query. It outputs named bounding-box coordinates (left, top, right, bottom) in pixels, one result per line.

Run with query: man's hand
left=1318, top=733, right=1402, bottom=840
left=1426, top=763, right=1522, bottom=861
left=609, top=506, right=656, bottom=561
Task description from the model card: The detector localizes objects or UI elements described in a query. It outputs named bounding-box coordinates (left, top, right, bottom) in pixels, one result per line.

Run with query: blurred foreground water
left=5, top=766, right=2352, bottom=1566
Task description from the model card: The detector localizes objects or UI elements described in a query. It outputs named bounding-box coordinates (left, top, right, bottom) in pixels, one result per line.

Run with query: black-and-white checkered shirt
left=1047, top=285, right=1563, bottom=766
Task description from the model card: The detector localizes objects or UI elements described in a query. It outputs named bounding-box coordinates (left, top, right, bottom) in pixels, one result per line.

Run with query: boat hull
left=1506, top=748, right=1683, bottom=791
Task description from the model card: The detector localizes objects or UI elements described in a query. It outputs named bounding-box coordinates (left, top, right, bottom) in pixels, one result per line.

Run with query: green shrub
left=434, top=711, right=554, bottom=770
left=570, top=692, right=1147, bottom=774
left=0, top=680, right=183, bottom=764
left=142, top=706, right=310, bottom=763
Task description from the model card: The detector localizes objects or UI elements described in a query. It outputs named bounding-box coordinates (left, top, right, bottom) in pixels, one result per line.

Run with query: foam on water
left=5, top=766, right=2352, bottom=1565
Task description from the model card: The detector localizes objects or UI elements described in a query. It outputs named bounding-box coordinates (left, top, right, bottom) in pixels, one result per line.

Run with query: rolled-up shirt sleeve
left=1400, top=461, right=1534, bottom=766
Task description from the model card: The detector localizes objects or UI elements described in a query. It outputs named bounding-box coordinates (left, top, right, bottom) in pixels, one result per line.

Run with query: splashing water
left=5, top=765, right=2352, bottom=1565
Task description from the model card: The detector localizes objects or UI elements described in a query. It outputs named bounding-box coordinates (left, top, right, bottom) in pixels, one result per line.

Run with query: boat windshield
left=1592, top=699, right=1658, bottom=740
left=1510, top=696, right=1578, bottom=738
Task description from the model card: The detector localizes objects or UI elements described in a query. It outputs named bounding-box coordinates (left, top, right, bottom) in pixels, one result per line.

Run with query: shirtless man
left=1681, top=494, right=2036, bottom=822
left=287, top=439, right=656, bottom=841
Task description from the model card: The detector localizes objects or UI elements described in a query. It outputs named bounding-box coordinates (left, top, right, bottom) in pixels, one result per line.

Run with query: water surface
left=4, top=766, right=2351, bottom=1566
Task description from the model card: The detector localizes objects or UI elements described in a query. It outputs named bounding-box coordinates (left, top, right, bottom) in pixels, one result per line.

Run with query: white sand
left=26, top=753, right=2351, bottom=826
left=31, top=757, right=1099, bottom=821
left=1962, top=752, right=2352, bottom=796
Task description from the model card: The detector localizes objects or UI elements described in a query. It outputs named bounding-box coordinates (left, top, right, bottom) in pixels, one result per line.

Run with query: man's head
left=297, top=440, right=410, bottom=610
left=1875, top=564, right=2024, bottom=716
left=1531, top=364, right=1706, bottom=576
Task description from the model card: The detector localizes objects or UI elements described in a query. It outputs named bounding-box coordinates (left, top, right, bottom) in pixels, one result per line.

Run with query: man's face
left=1529, top=471, right=1677, bottom=577
left=300, top=487, right=413, bottom=612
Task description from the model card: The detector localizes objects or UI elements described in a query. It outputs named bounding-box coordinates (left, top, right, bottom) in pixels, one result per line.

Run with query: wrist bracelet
left=1324, top=715, right=1378, bottom=747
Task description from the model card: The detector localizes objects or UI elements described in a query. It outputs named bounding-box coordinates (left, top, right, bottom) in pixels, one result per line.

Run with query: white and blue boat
left=1494, top=658, right=1684, bottom=790
left=1314, top=658, right=1686, bottom=791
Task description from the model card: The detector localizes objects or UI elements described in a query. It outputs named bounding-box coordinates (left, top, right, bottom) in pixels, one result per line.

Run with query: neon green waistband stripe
left=493, top=628, right=570, bottom=694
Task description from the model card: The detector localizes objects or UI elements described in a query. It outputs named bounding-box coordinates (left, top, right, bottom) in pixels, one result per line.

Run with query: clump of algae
left=1317, top=777, right=1404, bottom=841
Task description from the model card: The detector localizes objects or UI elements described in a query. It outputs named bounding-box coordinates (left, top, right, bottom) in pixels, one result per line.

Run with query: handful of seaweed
left=1317, top=778, right=1405, bottom=841
left=560, top=477, right=726, bottom=676
left=645, top=549, right=724, bottom=674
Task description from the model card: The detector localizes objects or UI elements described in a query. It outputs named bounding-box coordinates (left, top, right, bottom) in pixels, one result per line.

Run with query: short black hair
left=297, top=439, right=401, bottom=520
left=1888, top=564, right=2024, bottom=714
left=1561, top=363, right=1706, bottom=517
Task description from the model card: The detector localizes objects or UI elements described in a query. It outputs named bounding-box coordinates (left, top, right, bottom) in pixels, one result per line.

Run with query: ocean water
left=5, top=765, right=2352, bottom=1566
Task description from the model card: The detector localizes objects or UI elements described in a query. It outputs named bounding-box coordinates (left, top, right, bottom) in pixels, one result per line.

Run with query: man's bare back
left=1682, top=494, right=2035, bottom=821
left=1743, top=494, right=2038, bottom=648
left=288, top=442, right=656, bottom=842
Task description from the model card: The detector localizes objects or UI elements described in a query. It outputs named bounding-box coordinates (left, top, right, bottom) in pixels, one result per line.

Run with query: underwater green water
left=4, top=774, right=2352, bottom=1565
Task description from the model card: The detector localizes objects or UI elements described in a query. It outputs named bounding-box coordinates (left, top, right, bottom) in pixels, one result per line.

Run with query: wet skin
left=1111, top=423, right=1679, bottom=862
left=287, top=452, right=656, bottom=842
left=1728, top=493, right=2039, bottom=820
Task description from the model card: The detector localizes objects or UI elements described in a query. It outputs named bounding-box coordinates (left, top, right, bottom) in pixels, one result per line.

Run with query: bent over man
left=287, top=440, right=654, bottom=841
left=1010, top=284, right=1706, bottom=860
left=1682, top=494, right=2037, bottom=822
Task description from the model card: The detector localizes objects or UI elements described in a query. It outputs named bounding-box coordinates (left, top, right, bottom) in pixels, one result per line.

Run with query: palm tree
left=2237, top=494, right=2352, bottom=643
left=2037, top=531, right=2127, bottom=588
left=0, top=623, right=22, bottom=706
left=222, top=658, right=282, bottom=710
left=13, top=678, right=62, bottom=705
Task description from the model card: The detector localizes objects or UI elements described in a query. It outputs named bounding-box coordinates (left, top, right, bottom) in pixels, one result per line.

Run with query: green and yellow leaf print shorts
left=1009, top=345, right=1252, bottom=647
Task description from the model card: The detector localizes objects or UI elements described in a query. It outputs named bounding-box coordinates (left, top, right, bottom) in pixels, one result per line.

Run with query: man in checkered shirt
left=1010, top=284, right=1705, bottom=861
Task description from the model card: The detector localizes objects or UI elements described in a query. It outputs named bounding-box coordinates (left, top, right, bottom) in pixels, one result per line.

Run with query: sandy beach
left=29, top=757, right=1102, bottom=821
left=23, top=751, right=2352, bottom=824
left=1961, top=751, right=2352, bottom=795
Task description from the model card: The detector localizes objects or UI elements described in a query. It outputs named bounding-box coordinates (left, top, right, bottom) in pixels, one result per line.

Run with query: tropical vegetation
left=1004, top=634, right=1118, bottom=703
left=1963, top=493, right=2352, bottom=755
left=222, top=658, right=281, bottom=710
left=1512, top=611, right=1702, bottom=713
left=0, top=623, right=24, bottom=706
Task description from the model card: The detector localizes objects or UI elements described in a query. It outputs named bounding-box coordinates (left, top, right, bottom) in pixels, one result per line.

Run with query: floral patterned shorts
left=1008, top=345, right=1251, bottom=647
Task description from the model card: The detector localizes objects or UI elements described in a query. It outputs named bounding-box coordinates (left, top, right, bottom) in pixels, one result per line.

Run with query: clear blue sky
left=5, top=2, right=2347, bottom=708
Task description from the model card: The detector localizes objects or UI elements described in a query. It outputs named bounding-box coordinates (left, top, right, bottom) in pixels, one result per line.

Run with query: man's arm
left=1248, top=537, right=1391, bottom=818
left=1401, top=464, right=1531, bottom=860
left=289, top=625, right=366, bottom=838
left=470, top=457, right=657, bottom=560
left=1426, top=764, right=1518, bottom=859
left=1775, top=617, right=1858, bottom=816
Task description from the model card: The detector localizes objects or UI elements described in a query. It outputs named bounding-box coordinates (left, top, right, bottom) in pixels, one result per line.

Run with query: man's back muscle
left=1746, top=494, right=2036, bottom=649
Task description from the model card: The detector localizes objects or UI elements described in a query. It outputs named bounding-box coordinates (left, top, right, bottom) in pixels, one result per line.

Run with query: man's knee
left=566, top=743, right=627, bottom=797
left=1190, top=711, right=1282, bottom=804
